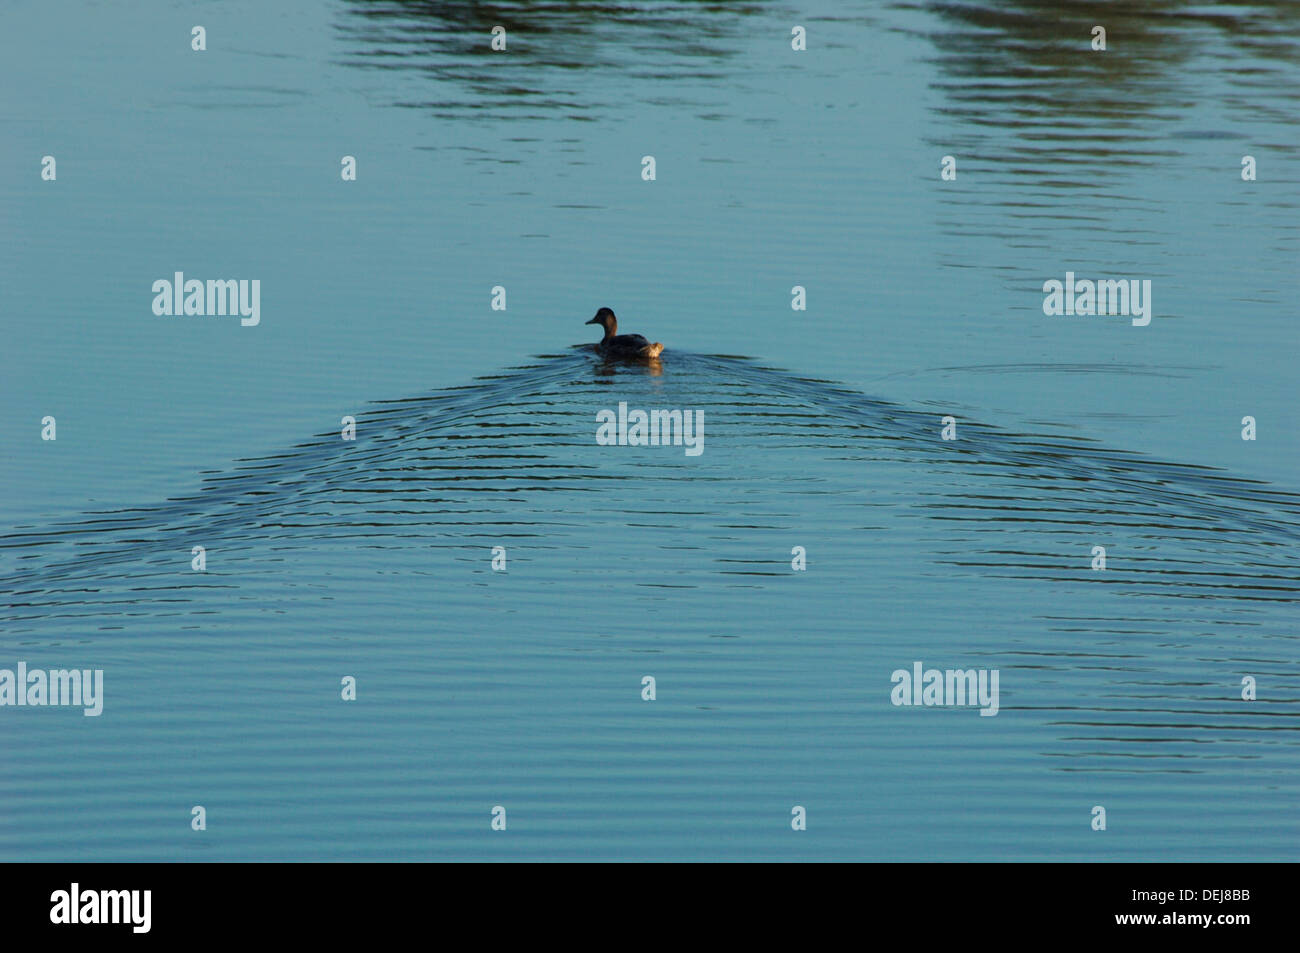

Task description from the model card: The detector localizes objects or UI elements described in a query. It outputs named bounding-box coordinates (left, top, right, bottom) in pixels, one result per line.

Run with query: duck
left=585, top=307, right=663, bottom=360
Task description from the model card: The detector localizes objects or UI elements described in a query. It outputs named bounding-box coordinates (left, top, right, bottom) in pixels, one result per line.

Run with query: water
left=1, top=0, right=1296, bottom=861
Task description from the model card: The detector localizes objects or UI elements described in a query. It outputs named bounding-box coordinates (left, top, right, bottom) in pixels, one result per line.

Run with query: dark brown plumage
left=585, top=307, right=663, bottom=360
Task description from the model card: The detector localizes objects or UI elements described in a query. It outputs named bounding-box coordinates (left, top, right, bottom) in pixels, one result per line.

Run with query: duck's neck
left=602, top=320, right=617, bottom=342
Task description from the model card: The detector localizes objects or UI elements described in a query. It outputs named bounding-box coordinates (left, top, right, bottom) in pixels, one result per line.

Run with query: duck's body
left=586, top=307, right=663, bottom=360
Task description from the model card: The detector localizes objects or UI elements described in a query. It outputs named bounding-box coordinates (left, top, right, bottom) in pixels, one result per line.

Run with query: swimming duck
left=585, top=307, right=663, bottom=360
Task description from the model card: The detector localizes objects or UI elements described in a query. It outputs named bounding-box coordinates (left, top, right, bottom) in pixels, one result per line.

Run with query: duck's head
left=585, top=307, right=617, bottom=335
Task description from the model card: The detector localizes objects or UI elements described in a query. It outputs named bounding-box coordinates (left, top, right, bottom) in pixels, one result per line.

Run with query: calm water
left=1, top=0, right=1297, bottom=861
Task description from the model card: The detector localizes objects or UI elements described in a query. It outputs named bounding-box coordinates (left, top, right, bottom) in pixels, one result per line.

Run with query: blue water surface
left=1, top=0, right=1296, bottom=861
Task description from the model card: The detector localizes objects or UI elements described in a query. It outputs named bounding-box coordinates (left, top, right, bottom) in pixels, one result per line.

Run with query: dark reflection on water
left=337, top=0, right=772, bottom=118
left=909, top=0, right=1300, bottom=266
left=914, top=0, right=1300, bottom=139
